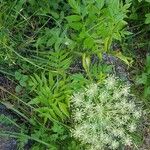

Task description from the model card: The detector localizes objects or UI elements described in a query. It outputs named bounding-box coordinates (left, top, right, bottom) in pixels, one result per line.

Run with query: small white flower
left=123, top=115, right=130, bottom=122
left=81, top=132, right=91, bottom=144
left=86, top=83, right=98, bottom=98
left=124, top=136, right=132, bottom=146
left=129, top=123, right=137, bottom=132
left=102, top=133, right=111, bottom=144
left=99, top=91, right=108, bottom=102
left=72, top=125, right=83, bottom=138
left=73, top=110, right=83, bottom=121
left=95, top=105, right=102, bottom=114
left=72, top=92, right=84, bottom=106
left=120, top=85, right=130, bottom=96
left=84, top=102, right=93, bottom=112
left=113, top=90, right=122, bottom=99
left=105, top=75, right=116, bottom=89
left=88, top=146, right=96, bottom=150
left=127, top=102, right=136, bottom=111
left=112, top=128, right=124, bottom=137
left=88, top=111, right=96, bottom=120
left=110, top=140, right=119, bottom=149
left=94, top=143, right=103, bottom=150
left=133, top=110, right=142, bottom=119
left=64, top=41, right=69, bottom=45
left=89, top=123, right=96, bottom=131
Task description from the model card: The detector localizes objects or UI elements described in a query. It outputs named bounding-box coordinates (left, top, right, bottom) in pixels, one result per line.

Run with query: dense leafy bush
left=0, top=0, right=149, bottom=149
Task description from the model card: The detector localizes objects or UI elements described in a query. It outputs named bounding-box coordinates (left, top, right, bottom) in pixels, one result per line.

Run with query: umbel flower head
left=71, top=75, right=142, bottom=150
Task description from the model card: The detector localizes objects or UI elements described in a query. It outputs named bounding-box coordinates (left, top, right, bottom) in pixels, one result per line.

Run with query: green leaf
left=21, top=75, right=28, bottom=82
left=51, top=123, right=65, bottom=134
left=146, top=55, right=150, bottom=68
left=113, top=52, right=133, bottom=66
left=83, top=37, right=94, bottom=49
left=145, top=13, right=150, bottom=24
left=136, top=73, right=147, bottom=84
left=145, top=0, right=150, bottom=2
left=82, top=53, right=91, bottom=73
left=52, top=104, right=65, bottom=119
left=49, top=109, right=58, bottom=120
left=68, top=0, right=80, bottom=14
left=28, top=97, right=40, bottom=105
left=66, top=15, right=81, bottom=22
left=58, top=102, right=69, bottom=117
left=96, top=0, right=105, bottom=9
left=50, top=11, right=59, bottom=19
left=144, top=86, right=150, bottom=98
left=69, top=22, right=82, bottom=31
left=15, top=71, right=22, bottom=80
left=19, top=79, right=26, bottom=87
left=15, top=85, right=22, bottom=93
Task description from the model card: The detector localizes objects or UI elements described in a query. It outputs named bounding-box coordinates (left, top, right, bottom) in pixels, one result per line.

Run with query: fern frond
left=48, top=50, right=72, bottom=72
left=28, top=72, right=72, bottom=121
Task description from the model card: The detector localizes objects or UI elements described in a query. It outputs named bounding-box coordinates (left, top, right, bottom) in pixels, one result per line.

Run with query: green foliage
left=66, top=0, right=131, bottom=56
left=0, top=114, right=17, bottom=126
left=0, top=112, right=72, bottom=150
left=145, top=13, right=150, bottom=24
left=70, top=73, right=90, bottom=91
left=15, top=71, right=29, bottom=92
left=47, top=49, right=72, bottom=73
left=136, top=55, right=150, bottom=100
left=90, top=62, right=113, bottom=82
left=0, top=0, right=149, bottom=149
left=28, top=72, right=71, bottom=121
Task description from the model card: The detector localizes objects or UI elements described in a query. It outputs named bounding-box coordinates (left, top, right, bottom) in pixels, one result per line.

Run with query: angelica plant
left=71, top=75, right=142, bottom=150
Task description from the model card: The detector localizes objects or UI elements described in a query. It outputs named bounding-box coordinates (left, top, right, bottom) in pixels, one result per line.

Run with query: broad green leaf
left=28, top=97, right=40, bottom=105
left=50, top=11, right=59, bottom=19
left=145, top=0, right=150, bottom=2
left=96, top=0, right=105, bottom=9
left=19, top=79, right=26, bottom=87
left=113, top=51, right=133, bottom=66
left=51, top=123, right=65, bottom=134
left=145, top=13, right=150, bottom=24
left=69, top=22, right=82, bottom=30
left=68, top=0, right=80, bottom=14
left=66, top=15, right=81, bottom=22
left=82, top=53, right=91, bottom=73
left=21, top=75, right=28, bottom=82
left=15, top=71, right=22, bottom=80
left=144, top=86, right=150, bottom=98
left=83, top=37, right=94, bottom=49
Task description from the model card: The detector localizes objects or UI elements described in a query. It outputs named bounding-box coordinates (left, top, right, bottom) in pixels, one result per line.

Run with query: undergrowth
left=0, top=0, right=150, bottom=150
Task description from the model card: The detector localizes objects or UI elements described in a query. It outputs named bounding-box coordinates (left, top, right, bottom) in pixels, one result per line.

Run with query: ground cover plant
left=0, top=0, right=149, bottom=150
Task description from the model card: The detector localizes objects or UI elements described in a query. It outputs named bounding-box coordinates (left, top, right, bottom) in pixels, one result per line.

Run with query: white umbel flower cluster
left=71, top=75, right=142, bottom=150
